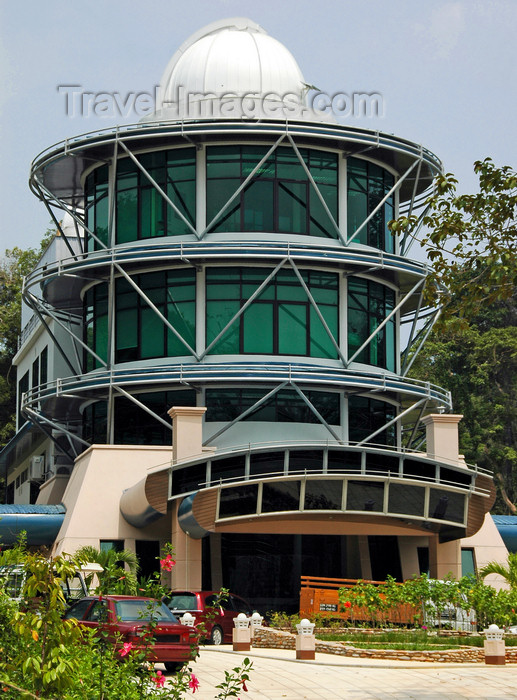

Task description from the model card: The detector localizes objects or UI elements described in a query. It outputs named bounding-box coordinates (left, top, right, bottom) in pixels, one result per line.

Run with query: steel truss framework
left=22, top=119, right=448, bottom=460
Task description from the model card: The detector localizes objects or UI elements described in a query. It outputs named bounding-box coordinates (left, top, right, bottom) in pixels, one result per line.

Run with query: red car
left=64, top=595, right=197, bottom=672
left=166, top=591, right=254, bottom=645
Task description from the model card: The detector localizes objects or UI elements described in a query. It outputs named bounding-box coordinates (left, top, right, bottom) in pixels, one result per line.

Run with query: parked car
left=0, top=563, right=88, bottom=605
left=165, top=590, right=254, bottom=645
left=64, top=595, right=197, bottom=672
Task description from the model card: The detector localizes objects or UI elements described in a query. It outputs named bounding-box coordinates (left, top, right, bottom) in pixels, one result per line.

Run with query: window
left=219, top=484, right=258, bottom=518
left=206, top=388, right=340, bottom=424
left=206, top=145, right=338, bottom=237
left=85, top=149, right=196, bottom=250
left=85, top=165, right=109, bottom=251
left=17, top=370, right=29, bottom=427
left=347, top=158, right=395, bottom=252
left=348, top=277, right=396, bottom=371
left=115, top=269, right=196, bottom=362
left=206, top=267, right=338, bottom=358
left=40, top=346, right=48, bottom=386
left=116, top=149, right=196, bottom=244
left=82, top=390, right=196, bottom=446
left=346, top=480, right=384, bottom=512
left=84, top=284, right=108, bottom=371
left=348, top=396, right=396, bottom=446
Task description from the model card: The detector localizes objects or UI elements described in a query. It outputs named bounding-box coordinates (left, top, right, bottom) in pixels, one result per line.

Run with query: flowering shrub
left=0, top=548, right=253, bottom=699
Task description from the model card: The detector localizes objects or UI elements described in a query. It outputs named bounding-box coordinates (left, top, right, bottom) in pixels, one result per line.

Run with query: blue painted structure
left=492, top=515, right=517, bottom=553
left=0, top=505, right=65, bottom=546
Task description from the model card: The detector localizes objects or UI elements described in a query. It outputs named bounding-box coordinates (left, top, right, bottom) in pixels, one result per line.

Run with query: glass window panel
left=403, top=459, right=436, bottom=481
left=278, top=181, right=307, bottom=234
left=210, top=455, right=246, bottom=484
left=116, top=188, right=138, bottom=244
left=461, top=549, right=475, bottom=577
left=241, top=146, right=272, bottom=177
left=243, top=303, right=273, bottom=353
left=140, top=187, right=166, bottom=238
left=95, top=313, right=108, bottom=366
left=347, top=190, right=368, bottom=244
left=327, top=450, right=362, bottom=472
left=429, top=489, right=465, bottom=523
left=242, top=179, right=274, bottom=231
left=167, top=302, right=195, bottom=355
left=116, top=308, right=138, bottom=362
left=167, top=180, right=196, bottom=235
left=140, top=308, right=164, bottom=359
left=310, top=306, right=337, bottom=359
left=276, top=147, right=307, bottom=180
left=309, top=185, right=338, bottom=239
left=304, top=480, right=342, bottom=510
left=288, top=450, right=323, bottom=472
left=95, top=186, right=109, bottom=247
left=207, top=179, right=241, bottom=232
left=219, top=485, right=258, bottom=518
left=262, top=481, right=300, bottom=512
left=309, top=151, right=338, bottom=185
left=206, top=146, right=241, bottom=178
left=171, top=463, right=207, bottom=495
left=346, top=480, right=384, bottom=512
left=278, top=303, right=306, bottom=354
left=250, top=451, right=284, bottom=477
left=388, top=484, right=425, bottom=516
left=206, top=300, right=240, bottom=353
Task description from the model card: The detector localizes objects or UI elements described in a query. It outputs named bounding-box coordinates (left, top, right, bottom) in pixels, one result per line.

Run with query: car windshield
left=115, top=600, right=178, bottom=622
left=0, top=566, right=25, bottom=598
left=168, top=593, right=198, bottom=611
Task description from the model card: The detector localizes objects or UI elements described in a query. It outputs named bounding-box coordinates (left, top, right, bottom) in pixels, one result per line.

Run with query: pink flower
left=188, top=673, right=200, bottom=693
left=152, top=670, right=165, bottom=688
left=118, top=642, right=133, bottom=657
left=160, top=554, right=176, bottom=571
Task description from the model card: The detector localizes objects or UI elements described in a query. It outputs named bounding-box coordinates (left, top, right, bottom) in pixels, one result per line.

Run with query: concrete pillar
left=167, top=406, right=207, bottom=590
left=423, top=414, right=464, bottom=580
left=168, top=406, right=207, bottom=463
left=429, top=535, right=461, bottom=580
left=422, top=414, right=462, bottom=463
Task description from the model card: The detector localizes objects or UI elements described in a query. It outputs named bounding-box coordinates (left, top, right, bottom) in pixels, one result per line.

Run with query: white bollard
left=484, top=624, right=505, bottom=665
left=295, top=618, right=316, bottom=660
left=233, top=612, right=251, bottom=651
left=249, top=611, right=264, bottom=638
left=180, top=612, right=196, bottom=627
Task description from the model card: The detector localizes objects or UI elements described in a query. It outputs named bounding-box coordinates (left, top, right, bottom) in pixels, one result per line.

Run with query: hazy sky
left=1, top=0, right=515, bottom=251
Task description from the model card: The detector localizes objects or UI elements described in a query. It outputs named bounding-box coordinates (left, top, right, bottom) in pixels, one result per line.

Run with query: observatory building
left=1, top=18, right=504, bottom=610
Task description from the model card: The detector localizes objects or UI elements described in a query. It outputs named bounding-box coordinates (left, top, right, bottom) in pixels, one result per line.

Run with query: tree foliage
left=0, top=230, right=54, bottom=451
left=392, top=159, right=517, bottom=513
left=391, top=158, right=517, bottom=317
left=410, top=306, right=517, bottom=513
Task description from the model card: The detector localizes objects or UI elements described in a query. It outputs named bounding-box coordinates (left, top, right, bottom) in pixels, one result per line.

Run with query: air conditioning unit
left=29, top=455, right=45, bottom=482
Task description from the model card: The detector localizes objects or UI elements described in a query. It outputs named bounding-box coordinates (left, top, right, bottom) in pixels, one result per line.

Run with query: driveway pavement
left=164, top=645, right=517, bottom=699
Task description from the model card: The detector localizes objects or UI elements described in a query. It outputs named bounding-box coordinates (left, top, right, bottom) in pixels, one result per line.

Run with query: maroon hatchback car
left=166, top=590, right=254, bottom=645
left=64, top=595, right=197, bottom=672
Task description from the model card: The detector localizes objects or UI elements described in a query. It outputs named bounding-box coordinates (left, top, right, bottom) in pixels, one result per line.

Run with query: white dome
left=149, top=18, right=322, bottom=122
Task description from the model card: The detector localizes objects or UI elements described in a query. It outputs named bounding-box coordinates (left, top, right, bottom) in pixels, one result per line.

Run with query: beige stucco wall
left=52, top=445, right=173, bottom=556
left=461, top=513, right=510, bottom=590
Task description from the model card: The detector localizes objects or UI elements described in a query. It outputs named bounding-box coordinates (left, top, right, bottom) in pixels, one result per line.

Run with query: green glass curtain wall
left=347, top=158, right=395, bottom=252
left=206, top=145, right=338, bottom=237
left=85, top=165, right=109, bottom=252
left=348, top=277, right=396, bottom=371
left=206, top=388, right=340, bottom=424
left=206, top=267, right=339, bottom=358
left=85, top=148, right=196, bottom=250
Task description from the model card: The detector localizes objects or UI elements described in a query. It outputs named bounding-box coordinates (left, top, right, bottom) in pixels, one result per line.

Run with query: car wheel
left=164, top=662, right=184, bottom=673
left=210, top=625, right=224, bottom=645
